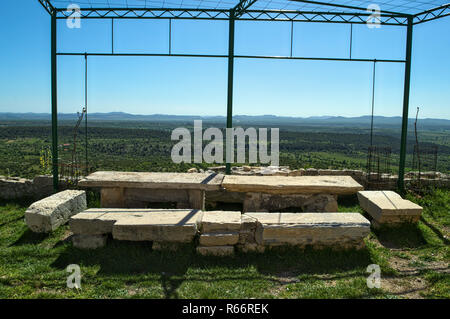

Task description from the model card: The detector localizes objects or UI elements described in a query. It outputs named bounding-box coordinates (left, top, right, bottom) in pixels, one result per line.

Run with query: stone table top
left=78, top=171, right=224, bottom=191
left=222, top=175, right=363, bottom=195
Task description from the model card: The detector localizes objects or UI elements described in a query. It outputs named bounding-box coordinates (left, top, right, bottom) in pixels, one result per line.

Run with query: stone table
left=78, top=171, right=224, bottom=210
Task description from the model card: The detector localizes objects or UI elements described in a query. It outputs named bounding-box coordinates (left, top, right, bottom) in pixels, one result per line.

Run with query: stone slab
left=222, top=175, right=363, bottom=195
left=197, top=246, right=235, bottom=256
left=357, top=191, right=423, bottom=224
left=70, top=208, right=163, bottom=235
left=199, top=232, right=239, bottom=246
left=79, top=171, right=224, bottom=191
left=25, top=190, right=86, bottom=233
left=72, top=234, right=107, bottom=249
left=357, top=191, right=402, bottom=211
left=199, top=211, right=242, bottom=233
left=244, top=212, right=370, bottom=248
left=112, top=209, right=202, bottom=242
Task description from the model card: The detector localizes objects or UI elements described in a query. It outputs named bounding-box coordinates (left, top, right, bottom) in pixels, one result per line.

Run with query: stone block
left=199, top=232, right=239, bottom=246
left=357, top=191, right=423, bottom=226
left=72, top=234, right=107, bottom=249
left=112, top=209, right=202, bottom=242
left=196, top=246, right=234, bottom=256
left=222, top=175, right=363, bottom=195
left=199, top=211, right=242, bottom=233
left=25, top=190, right=86, bottom=233
left=245, top=212, right=370, bottom=249
left=236, top=243, right=265, bottom=253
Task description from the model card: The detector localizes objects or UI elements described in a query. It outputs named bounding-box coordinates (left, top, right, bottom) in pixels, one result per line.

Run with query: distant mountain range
left=1, top=112, right=449, bottom=127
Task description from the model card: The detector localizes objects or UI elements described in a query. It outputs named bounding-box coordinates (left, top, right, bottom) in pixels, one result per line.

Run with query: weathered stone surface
left=25, top=190, right=87, bottom=233
left=357, top=190, right=402, bottom=211
left=242, top=193, right=338, bottom=213
left=69, top=208, right=158, bottom=235
left=197, top=246, right=235, bottom=256
left=112, top=209, right=202, bottom=242
left=236, top=243, right=265, bottom=253
left=244, top=212, right=370, bottom=249
left=239, top=214, right=263, bottom=245
left=222, top=175, right=363, bottom=195
left=79, top=171, right=224, bottom=191
left=302, top=194, right=338, bottom=212
left=72, top=234, right=107, bottom=249
left=200, top=211, right=242, bottom=233
left=199, top=232, right=239, bottom=246
left=101, top=187, right=125, bottom=208
left=357, top=191, right=423, bottom=226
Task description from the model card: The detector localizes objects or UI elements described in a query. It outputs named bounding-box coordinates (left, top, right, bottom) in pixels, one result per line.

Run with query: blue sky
left=0, top=1, right=449, bottom=119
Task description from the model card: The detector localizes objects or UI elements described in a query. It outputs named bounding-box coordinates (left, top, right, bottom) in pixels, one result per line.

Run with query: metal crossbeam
left=55, top=8, right=409, bottom=25
left=240, top=10, right=409, bottom=25
left=56, top=8, right=231, bottom=20
left=38, top=0, right=55, bottom=15
left=288, top=0, right=407, bottom=16
left=413, top=4, right=450, bottom=25
left=234, top=0, right=258, bottom=17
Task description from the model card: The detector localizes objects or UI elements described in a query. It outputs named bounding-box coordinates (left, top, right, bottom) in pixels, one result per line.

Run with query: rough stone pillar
left=188, top=189, right=205, bottom=210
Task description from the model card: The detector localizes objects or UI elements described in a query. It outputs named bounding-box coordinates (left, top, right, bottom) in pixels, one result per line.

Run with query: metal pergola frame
left=37, top=0, right=450, bottom=193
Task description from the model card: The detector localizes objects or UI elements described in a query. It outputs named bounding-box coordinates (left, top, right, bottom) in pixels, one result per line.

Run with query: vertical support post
left=290, top=21, right=294, bottom=58
left=85, top=53, right=88, bottom=176
left=51, top=12, right=59, bottom=192
left=226, top=10, right=235, bottom=175
left=370, top=60, right=376, bottom=148
left=169, top=19, right=172, bottom=55
left=398, top=17, right=414, bottom=193
left=349, top=23, right=353, bottom=59
left=111, top=18, right=114, bottom=54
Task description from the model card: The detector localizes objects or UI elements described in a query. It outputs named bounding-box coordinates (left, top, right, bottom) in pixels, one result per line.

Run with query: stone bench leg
left=101, top=187, right=125, bottom=208
left=188, top=189, right=205, bottom=210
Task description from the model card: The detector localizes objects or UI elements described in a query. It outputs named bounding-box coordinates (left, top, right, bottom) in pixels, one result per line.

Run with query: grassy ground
left=0, top=189, right=448, bottom=299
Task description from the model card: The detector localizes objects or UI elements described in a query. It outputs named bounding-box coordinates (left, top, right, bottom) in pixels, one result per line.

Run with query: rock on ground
left=25, top=190, right=87, bottom=233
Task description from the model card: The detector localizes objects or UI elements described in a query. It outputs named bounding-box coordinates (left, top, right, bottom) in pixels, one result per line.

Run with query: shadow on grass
left=10, top=228, right=50, bottom=246
left=373, top=223, right=427, bottom=249
left=50, top=238, right=373, bottom=298
left=419, top=217, right=450, bottom=245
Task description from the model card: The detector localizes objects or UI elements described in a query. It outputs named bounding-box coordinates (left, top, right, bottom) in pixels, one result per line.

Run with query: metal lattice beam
left=413, top=4, right=450, bottom=25
left=288, top=0, right=407, bottom=16
left=55, top=7, right=409, bottom=25
left=56, top=8, right=231, bottom=20
left=234, top=0, right=259, bottom=17
left=38, top=0, right=55, bottom=15
left=240, top=10, right=409, bottom=25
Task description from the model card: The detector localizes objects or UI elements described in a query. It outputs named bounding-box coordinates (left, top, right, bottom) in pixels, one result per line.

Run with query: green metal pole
left=85, top=54, right=88, bottom=176
left=51, top=12, right=59, bottom=192
left=398, top=17, right=413, bottom=193
left=226, top=10, right=235, bottom=175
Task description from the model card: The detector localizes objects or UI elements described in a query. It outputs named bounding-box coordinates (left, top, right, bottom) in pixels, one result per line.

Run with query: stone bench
left=243, top=212, right=371, bottom=250
left=78, top=171, right=224, bottom=210
left=70, top=208, right=204, bottom=249
left=221, top=175, right=364, bottom=212
left=69, top=208, right=370, bottom=252
left=25, top=190, right=87, bottom=233
left=357, top=190, right=423, bottom=228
